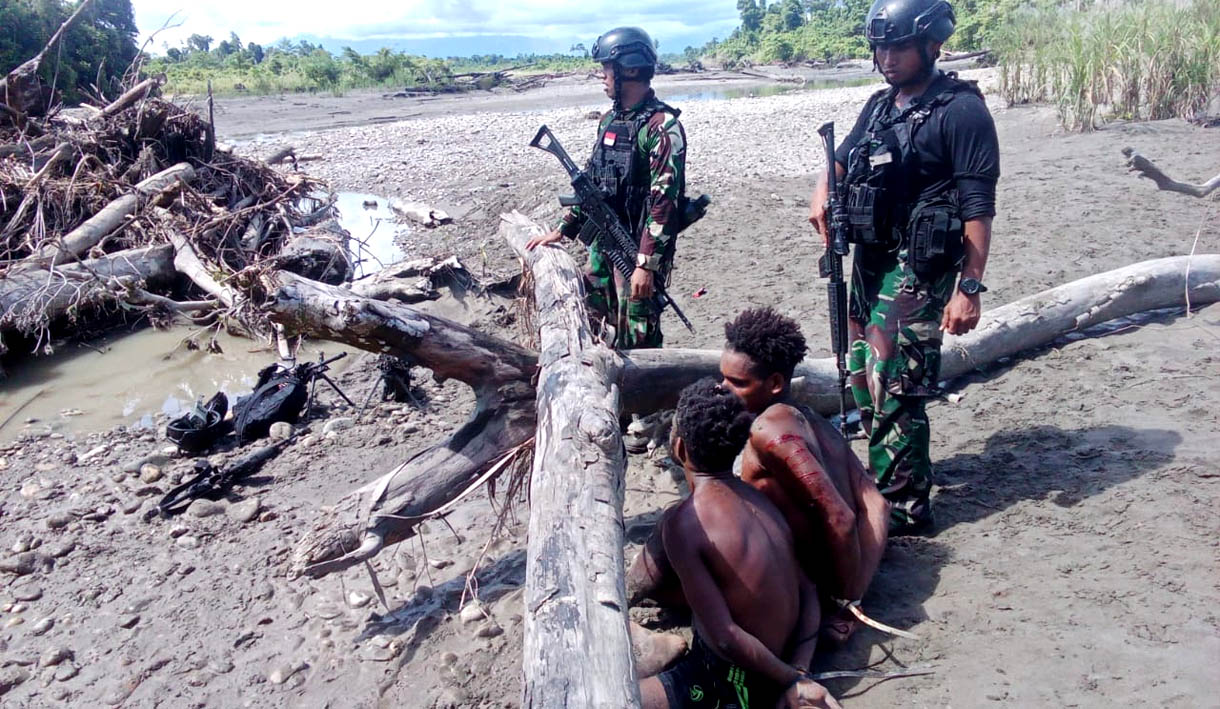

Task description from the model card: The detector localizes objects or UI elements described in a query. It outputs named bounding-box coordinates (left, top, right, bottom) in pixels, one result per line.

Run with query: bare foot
left=629, top=622, right=687, bottom=677
left=821, top=605, right=860, bottom=646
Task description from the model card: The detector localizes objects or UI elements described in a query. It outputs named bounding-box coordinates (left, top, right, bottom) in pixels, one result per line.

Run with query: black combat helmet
left=591, top=26, right=658, bottom=72
left=865, top=0, right=956, bottom=48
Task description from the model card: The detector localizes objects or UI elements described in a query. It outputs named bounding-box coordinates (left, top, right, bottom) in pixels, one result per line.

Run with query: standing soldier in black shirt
left=809, top=0, right=1000, bottom=535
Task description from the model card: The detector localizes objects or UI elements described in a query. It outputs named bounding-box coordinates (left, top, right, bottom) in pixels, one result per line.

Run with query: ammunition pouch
left=907, top=196, right=963, bottom=280
left=845, top=184, right=896, bottom=246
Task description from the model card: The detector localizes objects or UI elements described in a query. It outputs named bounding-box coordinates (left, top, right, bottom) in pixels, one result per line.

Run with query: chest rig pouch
left=842, top=73, right=977, bottom=256
left=585, top=99, right=679, bottom=245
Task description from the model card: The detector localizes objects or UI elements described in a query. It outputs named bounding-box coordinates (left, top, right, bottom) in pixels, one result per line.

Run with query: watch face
left=960, top=278, right=979, bottom=294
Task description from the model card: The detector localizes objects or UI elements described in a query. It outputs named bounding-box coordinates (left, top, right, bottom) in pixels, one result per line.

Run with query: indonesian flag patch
left=603, top=131, right=618, bottom=146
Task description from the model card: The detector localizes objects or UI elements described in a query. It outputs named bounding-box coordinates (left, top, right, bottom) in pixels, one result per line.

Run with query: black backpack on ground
left=231, top=363, right=309, bottom=444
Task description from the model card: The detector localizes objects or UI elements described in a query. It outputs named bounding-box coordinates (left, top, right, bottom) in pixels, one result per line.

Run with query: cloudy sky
left=133, top=0, right=741, bottom=57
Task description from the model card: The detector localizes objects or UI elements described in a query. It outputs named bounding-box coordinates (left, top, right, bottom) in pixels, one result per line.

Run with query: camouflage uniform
left=558, top=92, right=687, bottom=349
left=848, top=244, right=956, bottom=530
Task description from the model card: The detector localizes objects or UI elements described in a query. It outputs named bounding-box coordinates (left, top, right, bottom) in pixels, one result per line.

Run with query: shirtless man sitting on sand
left=629, top=379, right=841, bottom=709
left=720, top=307, right=890, bottom=644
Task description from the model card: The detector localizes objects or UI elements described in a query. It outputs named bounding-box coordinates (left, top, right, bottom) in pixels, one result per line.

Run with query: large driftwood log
left=0, top=244, right=175, bottom=350
left=499, top=213, right=639, bottom=707
left=267, top=270, right=537, bottom=577
left=1123, top=147, right=1220, bottom=198
left=22, top=163, right=195, bottom=269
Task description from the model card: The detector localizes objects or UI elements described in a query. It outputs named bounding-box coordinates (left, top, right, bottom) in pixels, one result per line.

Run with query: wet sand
left=1, top=66, right=1218, bottom=707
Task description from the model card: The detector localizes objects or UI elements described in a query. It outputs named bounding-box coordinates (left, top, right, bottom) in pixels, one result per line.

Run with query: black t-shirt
left=834, top=73, right=1001, bottom=221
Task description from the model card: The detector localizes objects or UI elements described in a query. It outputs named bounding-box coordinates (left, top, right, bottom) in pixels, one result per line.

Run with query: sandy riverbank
left=1, top=66, right=1218, bottom=707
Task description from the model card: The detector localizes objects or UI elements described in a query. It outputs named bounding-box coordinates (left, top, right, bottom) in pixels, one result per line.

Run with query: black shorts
left=657, top=635, right=777, bottom=709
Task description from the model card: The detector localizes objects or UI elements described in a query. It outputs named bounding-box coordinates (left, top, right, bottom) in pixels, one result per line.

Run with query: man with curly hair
left=720, top=307, right=890, bottom=645
left=630, top=379, right=840, bottom=709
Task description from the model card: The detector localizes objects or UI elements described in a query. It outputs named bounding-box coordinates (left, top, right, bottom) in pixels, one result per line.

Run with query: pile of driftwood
left=0, top=77, right=335, bottom=354
left=0, top=1, right=356, bottom=359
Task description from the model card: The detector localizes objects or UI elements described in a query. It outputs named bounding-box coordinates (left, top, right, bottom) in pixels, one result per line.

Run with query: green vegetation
left=692, top=0, right=1004, bottom=67
left=140, top=35, right=599, bottom=96
left=0, top=0, right=139, bottom=103
left=993, top=0, right=1220, bottom=130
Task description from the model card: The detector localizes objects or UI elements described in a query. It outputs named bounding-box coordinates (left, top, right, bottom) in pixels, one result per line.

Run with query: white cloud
left=134, top=0, right=738, bottom=53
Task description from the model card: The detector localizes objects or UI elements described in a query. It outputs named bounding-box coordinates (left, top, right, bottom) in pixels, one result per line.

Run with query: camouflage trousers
left=585, top=244, right=664, bottom=349
left=848, top=245, right=957, bottom=529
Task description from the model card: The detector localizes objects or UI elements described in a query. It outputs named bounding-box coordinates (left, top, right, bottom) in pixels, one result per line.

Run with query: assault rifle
left=157, top=439, right=290, bottom=516
left=816, top=122, right=853, bottom=436
left=529, top=124, right=696, bottom=334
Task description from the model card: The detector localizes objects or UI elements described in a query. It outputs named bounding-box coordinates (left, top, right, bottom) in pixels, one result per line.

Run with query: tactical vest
left=587, top=97, right=681, bottom=241
left=842, top=72, right=982, bottom=277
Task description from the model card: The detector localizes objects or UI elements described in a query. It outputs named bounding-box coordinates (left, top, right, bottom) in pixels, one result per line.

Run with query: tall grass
left=993, top=0, right=1220, bottom=130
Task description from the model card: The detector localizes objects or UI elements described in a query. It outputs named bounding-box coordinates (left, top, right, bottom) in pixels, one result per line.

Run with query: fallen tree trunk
left=266, top=269, right=537, bottom=578
left=277, top=221, right=1219, bottom=576
left=1123, top=147, right=1220, bottom=198
left=96, top=76, right=163, bottom=120
left=169, top=231, right=237, bottom=308
left=22, top=163, right=195, bottom=269
left=0, top=244, right=175, bottom=350
left=499, top=213, right=639, bottom=707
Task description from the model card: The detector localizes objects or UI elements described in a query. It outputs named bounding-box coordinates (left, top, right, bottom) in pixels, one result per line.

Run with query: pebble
left=19, top=480, right=42, bottom=499
left=122, top=498, right=144, bottom=515
left=208, top=658, right=235, bottom=675
left=77, top=445, right=109, bottom=463
left=459, top=602, right=486, bottom=624
left=47, top=541, right=75, bottom=558
left=322, top=417, right=354, bottom=435
left=429, top=558, right=453, bottom=570
left=12, top=585, right=42, bottom=602
left=175, top=536, right=201, bottom=549
left=257, top=510, right=278, bottom=523
left=10, top=535, right=34, bottom=553
left=187, top=499, right=225, bottom=518
left=139, top=464, right=163, bottom=483
left=0, top=552, right=38, bottom=576
left=31, top=617, right=54, bottom=636
left=0, top=666, right=31, bottom=695
left=118, top=614, right=140, bottom=629
left=5, top=617, right=23, bottom=628
left=169, top=525, right=189, bottom=538
left=45, top=512, right=73, bottom=530
left=53, top=664, right=78, bottom=682
left=34, top=462, right=56, bottom=473
left=436, top=687, right=468, bottom=708
left=439, top=651, right=459, bottom=666
left=228, top=498, right=260, bottom=523
left=347, top=591, right=371, bottom=608
left=267, top=661, right=305, bottom=685
left=268, top=422, right=294, bottom=441
left=475, top=621, right=504, bottom=638
left=39, top=646, right=72, bottom=668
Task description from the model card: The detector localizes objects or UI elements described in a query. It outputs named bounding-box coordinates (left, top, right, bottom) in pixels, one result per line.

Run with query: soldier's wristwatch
left=958, top=277, right=988, bottom=295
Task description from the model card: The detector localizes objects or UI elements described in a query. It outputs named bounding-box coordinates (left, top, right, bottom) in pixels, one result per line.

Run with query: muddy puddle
left=332, top=191, right=411, bottom=278
left=0, top=327, right=357, bottom=444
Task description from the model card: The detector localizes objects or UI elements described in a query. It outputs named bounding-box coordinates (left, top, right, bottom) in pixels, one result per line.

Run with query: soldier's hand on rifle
left=808, top=175, right=830, bottom=246
left=941, top=290, right=981, bottom=336
left=526, top=228, right=564, bottom=251
left=630, top=267, right=655, bottom=300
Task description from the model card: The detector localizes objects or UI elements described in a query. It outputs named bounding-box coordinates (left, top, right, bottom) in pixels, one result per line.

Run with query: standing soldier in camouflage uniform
left=809, top=0, right=1000, bottom=535
left=526, top=26, right=688, bottom=349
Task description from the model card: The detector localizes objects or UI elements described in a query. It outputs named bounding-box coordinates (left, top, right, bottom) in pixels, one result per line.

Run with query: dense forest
left=0, top=0, right=139, bottom=102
